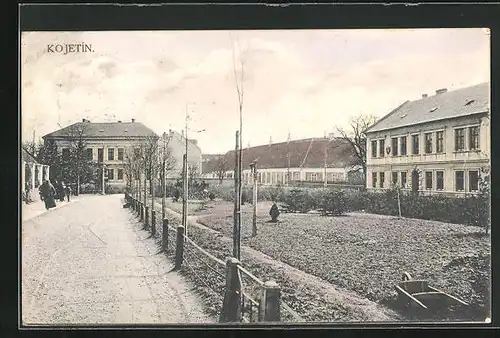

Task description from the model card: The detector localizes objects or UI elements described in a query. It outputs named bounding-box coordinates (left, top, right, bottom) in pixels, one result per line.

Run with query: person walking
left=58, top=181, right=66, bottom=202
left=39, top=179, right=57, bottom=210
left=65, top=184, right=72, bottom=202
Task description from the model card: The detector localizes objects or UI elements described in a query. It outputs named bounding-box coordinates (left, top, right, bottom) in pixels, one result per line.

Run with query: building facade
left=202, top=137, right=357, bottom=186
left=42, top=119, right=202, bottom=191
left=166, top=130, right=203, bottom=179
left=365, top=82, right=490, bottom=195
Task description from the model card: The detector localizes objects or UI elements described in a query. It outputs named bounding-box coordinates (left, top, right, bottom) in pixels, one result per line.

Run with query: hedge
left=208, top=184, right=490, bottom=229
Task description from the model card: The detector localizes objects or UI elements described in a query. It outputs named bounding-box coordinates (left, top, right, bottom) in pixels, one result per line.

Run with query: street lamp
left=250, top=160, right=258, bottom=237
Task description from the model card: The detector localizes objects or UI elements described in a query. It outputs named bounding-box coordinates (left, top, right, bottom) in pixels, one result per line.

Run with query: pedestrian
left=65, top=184, right=72, bottom=202
left=58, top=181, right=65, bottom=202
left=39, top=179, right=57, bottom=210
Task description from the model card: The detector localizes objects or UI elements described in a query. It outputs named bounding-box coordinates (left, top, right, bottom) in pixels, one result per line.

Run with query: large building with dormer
left=365, top=82, right=490, bottom=195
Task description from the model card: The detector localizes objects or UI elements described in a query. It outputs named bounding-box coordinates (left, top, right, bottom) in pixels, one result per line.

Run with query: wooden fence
left=124, top=193, right=303, bottom=323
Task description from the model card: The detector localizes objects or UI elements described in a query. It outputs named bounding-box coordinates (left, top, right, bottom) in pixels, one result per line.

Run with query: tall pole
left=324, top=140, right=328, bottom=188
left=184, top=106, right=189, bottom=238
left=162, top=132, right=167, bottom=221
left=102, top=164, right=105, bottom=195
left=182, top=153, right=187, bottom=233
left=251, top=163, right=258, bottom=237
left=233, top=131, right=240, bottom=259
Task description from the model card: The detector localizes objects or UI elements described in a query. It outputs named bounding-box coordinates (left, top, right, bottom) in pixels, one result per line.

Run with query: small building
left=165, top=129, right=203, bottom=179
left=203, top=137, right=357, bottom=186
left=21, top=149, right=50, bottom=202
left=365, top=82, right=490, bottom=195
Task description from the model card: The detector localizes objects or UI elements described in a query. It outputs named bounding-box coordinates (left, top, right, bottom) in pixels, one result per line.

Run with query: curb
left=21, top=199, right=80, bottom=223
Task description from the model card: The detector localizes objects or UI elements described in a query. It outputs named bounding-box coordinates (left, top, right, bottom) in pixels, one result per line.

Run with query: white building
left=202, top=137, right=357, bottom=186
left=42, top=119, right=202, bottom=191
left=365, top=82, right=490, bottom=195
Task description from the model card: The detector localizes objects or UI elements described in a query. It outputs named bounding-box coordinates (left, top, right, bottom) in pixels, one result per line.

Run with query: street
left=21, top=194, right=213, bottom=325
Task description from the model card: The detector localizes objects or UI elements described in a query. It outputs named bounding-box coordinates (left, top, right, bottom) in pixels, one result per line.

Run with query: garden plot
left=194, top=200, right=491, bottom=321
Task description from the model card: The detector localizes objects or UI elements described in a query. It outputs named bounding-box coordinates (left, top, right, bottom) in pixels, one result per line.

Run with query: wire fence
left=125, top=193, right=305, bottom=323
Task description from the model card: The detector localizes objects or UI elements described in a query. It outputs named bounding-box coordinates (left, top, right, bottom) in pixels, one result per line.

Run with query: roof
left=202, top=138, right=356, bottom=173
left=366, top=82, right=490, bottom=133
left=43, top=121, right=157, bottom=139
left=21, top=148, right=38, bottom=164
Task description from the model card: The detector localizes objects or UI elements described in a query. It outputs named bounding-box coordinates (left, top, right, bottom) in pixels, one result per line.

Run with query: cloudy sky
left=21, top=29, right=490, bottom=154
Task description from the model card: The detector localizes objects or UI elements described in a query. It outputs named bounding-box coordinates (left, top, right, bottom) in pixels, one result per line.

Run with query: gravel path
left=21, top=194, right=214, bottom=325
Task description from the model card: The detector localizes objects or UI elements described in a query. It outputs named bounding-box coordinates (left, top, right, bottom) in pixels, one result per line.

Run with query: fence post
left=145, top=206, right=149, bottom=229
left=162, top=219, right=169, bottom=252
left=151, top=210, right=156, bottom=236
left=219, top=257, right=242, bottom=323
left=259, top=280, right=281, bottom=322
left=175, top=225, right=185, bottom=269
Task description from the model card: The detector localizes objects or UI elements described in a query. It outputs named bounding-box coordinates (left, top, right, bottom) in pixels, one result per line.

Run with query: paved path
left=21, top=194, right=214, bottom=325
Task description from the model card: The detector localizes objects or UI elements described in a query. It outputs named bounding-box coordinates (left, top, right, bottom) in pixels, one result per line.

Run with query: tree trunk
left=77, top=175, right=80, bottom=195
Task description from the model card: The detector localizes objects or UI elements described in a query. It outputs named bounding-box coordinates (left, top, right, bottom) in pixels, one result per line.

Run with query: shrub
left=319, top=189, right=347, bottom=216
left=269, top=203, right=280, bottom=222
left=105, top=184, right=125, bottom=194
left=80, top=183, right=97, bottom=194
left=283, top=188, right=315, bottom=213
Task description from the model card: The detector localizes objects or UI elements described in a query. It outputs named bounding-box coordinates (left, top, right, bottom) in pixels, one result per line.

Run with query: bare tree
left=138, top=135, right=160, bottom=215
left=215, top=154, right=229, bottom=185
left=230, top=33, right=245, bottom=260
left=158, top=133, right=177, bottom=220
left=335, top=114, right=377, bottom=181
left=188, top=163, right=198, bottom=182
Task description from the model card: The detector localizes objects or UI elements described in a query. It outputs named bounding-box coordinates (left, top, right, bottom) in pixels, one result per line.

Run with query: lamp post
left=250, top=161, right=258, bottom=237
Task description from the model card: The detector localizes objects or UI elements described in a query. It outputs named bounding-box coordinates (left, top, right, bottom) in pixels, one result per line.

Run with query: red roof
left=202, top=138, right=355, bottom=173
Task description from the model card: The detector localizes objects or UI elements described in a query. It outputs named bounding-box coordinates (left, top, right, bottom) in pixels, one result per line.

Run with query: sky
left=21, top=29, right=490, bottom=154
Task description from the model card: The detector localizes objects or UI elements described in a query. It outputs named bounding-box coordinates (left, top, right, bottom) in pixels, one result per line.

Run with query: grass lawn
left=192, top=200, right=491, bottom=321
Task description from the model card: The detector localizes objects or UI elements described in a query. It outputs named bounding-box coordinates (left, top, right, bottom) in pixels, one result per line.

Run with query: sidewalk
left=21, top=196, right=80, bottom=222
left=22, top=194, right=213, bottom=325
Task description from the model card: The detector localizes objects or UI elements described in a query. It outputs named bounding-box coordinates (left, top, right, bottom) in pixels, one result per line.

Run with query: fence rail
left=124, top=192, right=305, bottom=323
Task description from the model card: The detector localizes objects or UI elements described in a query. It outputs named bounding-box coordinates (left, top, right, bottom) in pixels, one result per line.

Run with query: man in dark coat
left=39, top=180, right=57, bottom=210
left=58, top=181, right=66, bottom=202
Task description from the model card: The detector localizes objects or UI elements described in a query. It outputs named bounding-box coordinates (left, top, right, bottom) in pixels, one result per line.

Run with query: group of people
left=38, top=179, right=72, bottom=210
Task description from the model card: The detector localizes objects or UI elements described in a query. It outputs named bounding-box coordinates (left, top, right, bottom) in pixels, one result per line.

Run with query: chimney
left=191, top=139, right=198, bottom=145
left=131, top=118, right=135, bottom=123
left=435, top=88, right=447, bottom=95
left=422, top=93, right=428, bottom=98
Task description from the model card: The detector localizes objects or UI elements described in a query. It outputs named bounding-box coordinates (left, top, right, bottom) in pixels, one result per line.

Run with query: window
left=379, top=172, right=385, bottom=188
left=436, top=131, right=444, bottom=153
left=469, top=170, right=479, bottom=191
left=62, top=148, right=70, bottom=161
left=400, top=136, right=407, bottom=156
left=425, top=171, right=433, bottom=189
left=412, top=134, right=420, bottom=154
left=293, top=172, right=300, bottom=181
left=379, top=139, right=385, bottom=157
left=107, top=168, right=114, bottom=180
left=392, top=172, right=398, bottom=186
left=455, top=128, right=465, bottom=151
left=469, top=126, right=480, bottom=150
left=118, top=148, right=124, bottom=161
left=391, top=138, right=398, bottom=156
left=455, top=171, right=464, bottom=191
left=371, top=140, right=377, bottom=158
left=401, top=172, right=407, bottom=188
left=108, top=148, right=115, bottom=161
left=424, top=133, right=433, bottom=154
left=134, top=148, right=141, bottom=158
left=436, top=171, right=444, bottom=190
left=86, top=148, right=93, bottom=161
left=98, top=148, right=104, bottom=162
left=372, top=172, right=377, bottom=188
left=117, top=168, right=124, bottom=180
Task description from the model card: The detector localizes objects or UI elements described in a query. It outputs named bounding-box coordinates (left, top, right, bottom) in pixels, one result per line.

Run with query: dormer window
left=465, top=99, right=475, bottom=106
